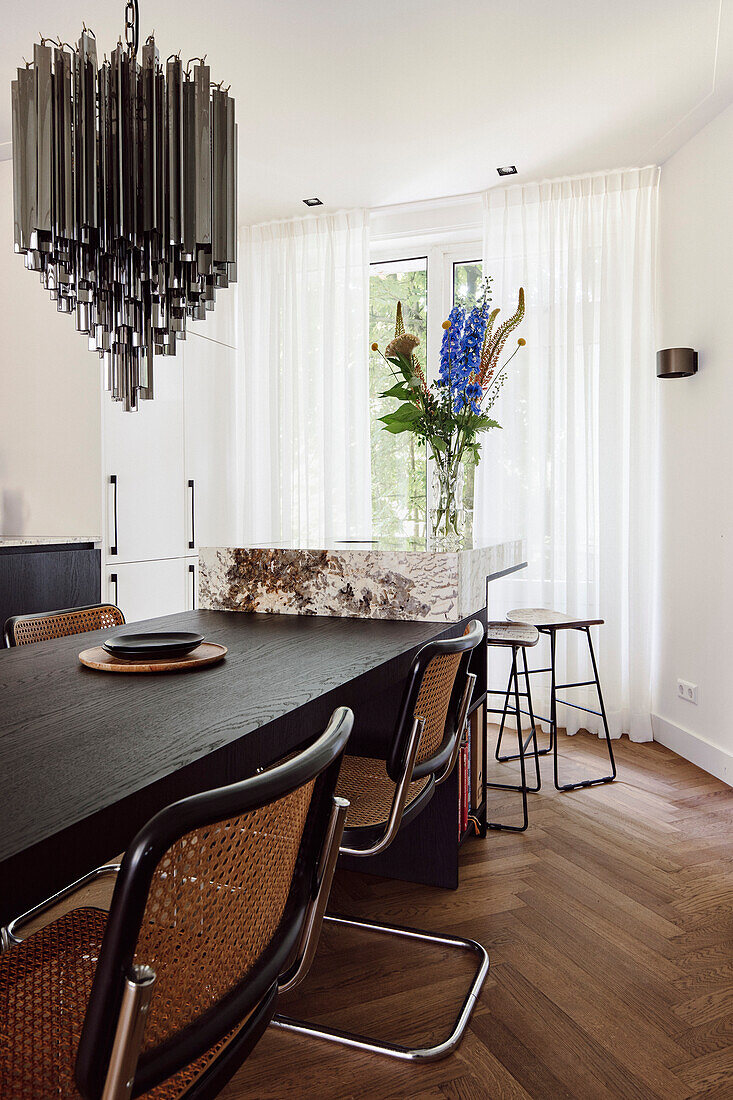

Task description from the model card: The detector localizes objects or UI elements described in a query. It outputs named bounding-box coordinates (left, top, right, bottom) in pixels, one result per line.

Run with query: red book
left=460, top=741, right=469, bottom=834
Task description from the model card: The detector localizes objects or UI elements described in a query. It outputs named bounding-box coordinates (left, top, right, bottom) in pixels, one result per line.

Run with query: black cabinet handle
left=189, top=563, right=196, bottom=610
left=110, top=572, right=118, bottom=606
left=188, top=479, right=195, bottom=550
left=110, top=475, right=118, bottom=556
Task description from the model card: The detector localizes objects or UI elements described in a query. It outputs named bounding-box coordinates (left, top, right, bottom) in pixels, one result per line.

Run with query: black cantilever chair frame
left=0, top=708, right=353, bottom=1100
left=272, top=619, right=490, bottom=1062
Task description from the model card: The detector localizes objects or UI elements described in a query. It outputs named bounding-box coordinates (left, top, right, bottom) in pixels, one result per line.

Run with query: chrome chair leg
left=271, top=914, right=489, bottom=1062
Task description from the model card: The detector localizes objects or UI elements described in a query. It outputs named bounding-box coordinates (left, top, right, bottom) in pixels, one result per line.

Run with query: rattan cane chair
left=273, top=620, right=488, bottom=1062
left=4, top=603, right=125, bottom=647
left=0, top=708, right=353, bottom=1100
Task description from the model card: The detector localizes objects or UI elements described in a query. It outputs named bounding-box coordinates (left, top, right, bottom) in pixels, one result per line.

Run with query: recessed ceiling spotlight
left=303, top=197, right=323, bottom=207
left=497, top=166, right=517, bottom=177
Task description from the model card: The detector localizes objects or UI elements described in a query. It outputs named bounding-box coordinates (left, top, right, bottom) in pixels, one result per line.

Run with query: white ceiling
left=2, top=0, right=732, bottom=223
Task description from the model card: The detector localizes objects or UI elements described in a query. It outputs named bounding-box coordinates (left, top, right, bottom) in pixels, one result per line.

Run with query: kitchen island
left=198, top=537, right=523, bottom=623
left=198, top=537, right=526, bottom=887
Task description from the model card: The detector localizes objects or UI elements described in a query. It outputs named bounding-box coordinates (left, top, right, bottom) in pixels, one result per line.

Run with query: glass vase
left=430, top=458, right=473, bottom=549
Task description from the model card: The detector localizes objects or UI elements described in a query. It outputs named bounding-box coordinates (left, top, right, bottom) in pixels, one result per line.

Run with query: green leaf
left=430, top=438, right=447, bottom=452
left=382, top=420, right=416, bottom=434
left=386, top=354, right=416, bottom=382
left=384, top=402, right=421, bottom=423
left=380, top=383, right=411, bottom=400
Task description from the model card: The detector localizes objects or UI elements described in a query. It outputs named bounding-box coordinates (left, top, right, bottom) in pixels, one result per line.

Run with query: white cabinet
left=100, top=328, right=237, bottom=621
left=102, top=356, right=186, bottom=564
left=183, top=333, right=238, bottom=551
left=105, top=559, right=195, bottom=625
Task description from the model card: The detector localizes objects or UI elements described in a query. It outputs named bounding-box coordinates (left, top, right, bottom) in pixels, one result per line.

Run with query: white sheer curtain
left=476, top=168, right=659, bottom=742
left=237, top=209, right=371, bottom=544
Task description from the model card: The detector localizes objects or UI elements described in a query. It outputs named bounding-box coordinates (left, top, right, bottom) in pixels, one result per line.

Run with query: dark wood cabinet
left=0, top=543, right=101, bottom=639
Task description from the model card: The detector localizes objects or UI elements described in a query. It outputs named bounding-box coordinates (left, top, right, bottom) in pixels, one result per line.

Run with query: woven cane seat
left=8, top=604, right=125, bottom=647
left=506, top=608, right=604, bottom=630
left=336, top=755, right=431, bottom=828
left=0, top=907, right=232, bottom=1099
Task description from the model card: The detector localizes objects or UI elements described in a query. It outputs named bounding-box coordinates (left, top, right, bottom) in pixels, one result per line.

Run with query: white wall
left=655, top=102, right=733, bottom=784
left=0, top=160, right=101, bottom=536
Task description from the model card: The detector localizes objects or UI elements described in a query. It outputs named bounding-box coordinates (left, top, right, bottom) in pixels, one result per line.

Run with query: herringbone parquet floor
left=226, top=733, right=733, bottom=1099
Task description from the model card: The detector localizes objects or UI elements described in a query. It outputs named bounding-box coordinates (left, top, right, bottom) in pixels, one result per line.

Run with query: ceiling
left=2, top=0, right=732, bottom=224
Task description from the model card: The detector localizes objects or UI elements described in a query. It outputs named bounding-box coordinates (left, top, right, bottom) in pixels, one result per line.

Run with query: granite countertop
left=233, top=537, right=512, bottom=555
left=199, top=538, right=525, bottom=623
left=0, top=536, right=101, bottom=550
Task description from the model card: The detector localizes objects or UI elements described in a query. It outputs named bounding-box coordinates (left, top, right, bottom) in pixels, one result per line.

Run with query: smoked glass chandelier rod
left=11, top=2, right=237, bottom=410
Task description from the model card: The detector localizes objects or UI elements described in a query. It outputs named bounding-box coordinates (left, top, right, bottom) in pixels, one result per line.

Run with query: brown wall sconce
left=656, top=348, right=698, bottom=378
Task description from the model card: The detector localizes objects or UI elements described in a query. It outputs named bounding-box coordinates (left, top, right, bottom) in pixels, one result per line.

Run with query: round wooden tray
left=79, top=642, right=227, bottom=673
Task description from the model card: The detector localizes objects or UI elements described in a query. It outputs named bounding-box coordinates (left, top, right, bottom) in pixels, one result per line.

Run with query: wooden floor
left=223, top=733, right=733, bottom=1099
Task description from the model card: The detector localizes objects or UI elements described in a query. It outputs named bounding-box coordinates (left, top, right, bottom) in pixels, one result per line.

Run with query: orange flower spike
left=371, top=342, right=378, bottom=351
left=394, top=301, right=406, bottom=338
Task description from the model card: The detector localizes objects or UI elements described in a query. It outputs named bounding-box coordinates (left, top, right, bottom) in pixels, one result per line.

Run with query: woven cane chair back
left=75, top=708, right=352, bottom=1098
left=134, top=782, right=315, bottom=1054
left=388, top=619, right=483, bottom=783
left=412, top=649, right=466, bottom=766
left=5, top=604, right=125, bottom=647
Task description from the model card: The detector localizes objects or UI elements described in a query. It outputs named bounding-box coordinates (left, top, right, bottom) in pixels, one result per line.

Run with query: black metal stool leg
left=551, top=628, right=560, bottom=790
left=496, top=645, right=553, bottom=770
left=485, top=646, right=533, bottom=831
left=524, top=644, right=553, bottom=755
left=494, top=646, right=542, bottom=792
left=553, top=626, right=617, bottom=791
left=584, top=626, right=617, bottom=781
left=494, top=664, right=515, bottom=761
left=522, top=646, right=542, bottom=791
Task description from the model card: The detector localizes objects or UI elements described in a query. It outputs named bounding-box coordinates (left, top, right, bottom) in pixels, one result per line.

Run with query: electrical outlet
left=677, top=679, right=698, bottom=704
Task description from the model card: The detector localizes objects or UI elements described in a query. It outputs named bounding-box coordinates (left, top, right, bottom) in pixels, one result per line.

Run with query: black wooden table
left=0, top=608, right=485, bottom=924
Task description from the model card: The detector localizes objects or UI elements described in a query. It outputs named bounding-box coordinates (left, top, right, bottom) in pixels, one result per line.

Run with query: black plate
left=103, top=631, right=205, bottom=660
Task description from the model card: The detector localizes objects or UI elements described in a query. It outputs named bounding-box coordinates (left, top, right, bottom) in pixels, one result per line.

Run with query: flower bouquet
left=372, top=277, right=526, bottom=546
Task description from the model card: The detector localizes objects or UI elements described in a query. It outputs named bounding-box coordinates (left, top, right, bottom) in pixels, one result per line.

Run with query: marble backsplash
left=198, top=540, right=524, bottom=623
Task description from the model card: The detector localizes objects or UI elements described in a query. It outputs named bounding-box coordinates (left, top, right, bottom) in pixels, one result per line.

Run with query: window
left=369, top=258, right=428, bottom=539
left=453, top=260, right=482, bottom=309
left=368, top=246, right=482, bottom=539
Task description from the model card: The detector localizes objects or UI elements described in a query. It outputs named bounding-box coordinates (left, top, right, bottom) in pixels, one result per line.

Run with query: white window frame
left=368, top=235, right=483, bottom=530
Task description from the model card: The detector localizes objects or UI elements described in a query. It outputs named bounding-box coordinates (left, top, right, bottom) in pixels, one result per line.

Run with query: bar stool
left=483, top=622, right=542, bottom=832
left=505, top=609, right=617, bottom=791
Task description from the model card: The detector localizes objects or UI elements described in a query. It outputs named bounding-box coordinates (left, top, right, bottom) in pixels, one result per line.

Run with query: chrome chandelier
left=11, top=0, right=237, bottom=410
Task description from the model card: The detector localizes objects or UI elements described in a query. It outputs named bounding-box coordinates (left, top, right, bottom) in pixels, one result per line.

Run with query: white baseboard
left=651, top=714, right=732, bottom=787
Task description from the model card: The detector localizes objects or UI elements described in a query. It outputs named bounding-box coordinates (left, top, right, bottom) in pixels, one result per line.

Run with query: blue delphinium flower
left=439, top=301, right=489, bottom=414
left=438, top=306, right=465, bottom=387
left=462, top=304, right=488, bottom=374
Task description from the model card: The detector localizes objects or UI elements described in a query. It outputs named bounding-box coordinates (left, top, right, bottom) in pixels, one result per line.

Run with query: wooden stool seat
left=507, top=608, right=604, bottom=630
left=486, top=622, right=540, bottom=648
